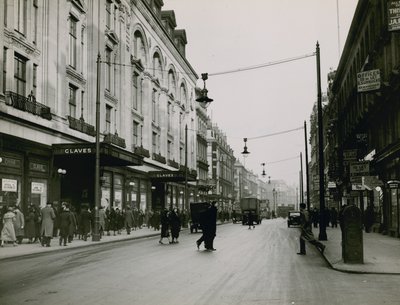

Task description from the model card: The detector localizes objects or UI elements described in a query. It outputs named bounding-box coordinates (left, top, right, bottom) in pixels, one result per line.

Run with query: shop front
left=52, top=142, right=143, bottom=212
left=0, top=133, right=52, bottom=213
left=149, top=170, right=197, bottom=212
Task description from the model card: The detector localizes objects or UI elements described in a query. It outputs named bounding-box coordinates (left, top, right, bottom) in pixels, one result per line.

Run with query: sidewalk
left=320, top=226, right=400, bottom=274
left=0, top=227, right=161, bottom=261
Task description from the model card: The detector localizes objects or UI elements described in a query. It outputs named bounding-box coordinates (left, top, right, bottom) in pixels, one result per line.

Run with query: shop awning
left=148, top=170, right=197, bottom=182
left=52, top=142, right=143, bottom=167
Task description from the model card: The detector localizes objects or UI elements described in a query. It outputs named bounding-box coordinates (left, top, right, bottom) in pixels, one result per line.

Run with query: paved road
left=1, top=219, right=399, bottom=305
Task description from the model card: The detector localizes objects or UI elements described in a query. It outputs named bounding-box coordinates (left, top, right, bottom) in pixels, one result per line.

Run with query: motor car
left=287, top=211, right=301, bottom=227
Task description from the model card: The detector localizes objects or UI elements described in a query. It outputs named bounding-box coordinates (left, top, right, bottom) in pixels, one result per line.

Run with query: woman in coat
left=169, top=208, right=181, bottom=243
left=159, top=208, right=171, bottom=244
left=124, top=206, right=134, bottom=235
left=1, top=207, right=17, bottom=247
left=25, top=204, right=38, bottom=243
left=13, top=206, right=25, bottom=244
left=79, top=206, right=91, bottom=241
left=41, top=202, right=56, bottom=247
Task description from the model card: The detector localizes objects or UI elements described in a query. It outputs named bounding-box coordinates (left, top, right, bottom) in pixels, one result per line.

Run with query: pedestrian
left=124, top=206, right=134, bottom=235
left=169, top=208, right=181, bottom=243
left=159, top=208, right=171, bottom=244
left=41, top=202, right=56, bottom=247
left=79, top=206, right=91, bottom=241
left=196, top=201, right=217, bottom=251
left=311, top=207, right=319, bottom=228
left=59, top=203, right=72, bottom=246
left=13, top=205, right=25, bottom=244
left=297, top=203, right=325, bottom=255
left=364, top=203, right=375, bottom=233
left=1, top=207, right=17, bottom=247
left=248, top=211, right=255, bottom=229
left=68, top=206, right=78, bottom=243
left=115, top=208, right=123, bottom=234
left=25, top=203, right=38, bottom=243
left=330, top=207, right=338, bottom=228
left=99, top=206, right=106, bottom=237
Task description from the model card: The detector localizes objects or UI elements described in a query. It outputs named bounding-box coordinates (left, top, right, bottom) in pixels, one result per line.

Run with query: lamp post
left=92, top=52, right=101, bottom=242
left=316, top=42, right=327, bottom=241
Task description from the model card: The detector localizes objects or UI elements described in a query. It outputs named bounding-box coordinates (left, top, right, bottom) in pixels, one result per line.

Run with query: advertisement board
left=357, top=69, right=381, bottom=92
left=389, top=1, right=400, bottom=31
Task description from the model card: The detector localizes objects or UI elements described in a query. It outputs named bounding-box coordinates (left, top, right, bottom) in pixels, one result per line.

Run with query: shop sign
left=350, top=161, right=370, bottom=176
left=343, top=149, right=357, bottom=161
left=352, top=184, right=366, bottom=191
left=30, top=162, right=48, bottom=173
left=387, top=180, right=400, bottom=189
left=2, top=178, right=17, bottom=192
left=389, top=1, right=400, bottom=31
left=357, top=69, right=381, bottom=92
left=31, top=182, right=44, bottom=194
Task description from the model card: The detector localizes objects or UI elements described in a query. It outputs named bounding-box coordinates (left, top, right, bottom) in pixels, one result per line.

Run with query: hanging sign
left=389, top=1, right=400, bottom=31
left=357, top=69, right=381, bottom=92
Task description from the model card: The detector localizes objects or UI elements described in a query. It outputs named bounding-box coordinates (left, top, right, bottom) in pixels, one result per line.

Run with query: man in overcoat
left=41, top=202, right=56, bottom=247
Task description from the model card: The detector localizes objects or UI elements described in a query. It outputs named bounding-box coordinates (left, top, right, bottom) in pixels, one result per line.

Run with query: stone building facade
left=0, top=0, right=199, bottom=215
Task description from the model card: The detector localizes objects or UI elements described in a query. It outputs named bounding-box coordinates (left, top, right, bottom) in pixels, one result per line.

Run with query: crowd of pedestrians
left=0, top=202, right=191, bottom=248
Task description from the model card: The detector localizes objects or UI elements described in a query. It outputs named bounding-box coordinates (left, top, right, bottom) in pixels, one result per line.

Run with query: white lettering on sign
left=350, top=162, right=370, bottom=176
left=64, top=148, right=92, bottom=154
left=389, top=1, right=400, bottom=31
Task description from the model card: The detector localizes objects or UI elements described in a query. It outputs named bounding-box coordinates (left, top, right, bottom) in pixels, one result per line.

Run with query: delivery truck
left=240, top=197, right=261, bottom=225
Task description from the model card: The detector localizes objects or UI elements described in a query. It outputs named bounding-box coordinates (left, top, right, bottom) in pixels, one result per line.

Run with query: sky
left=164, top=0, right=359, bottom=187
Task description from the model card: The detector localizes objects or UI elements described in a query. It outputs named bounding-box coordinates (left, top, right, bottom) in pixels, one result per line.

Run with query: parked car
left=287, top=211, right=301, bottom=227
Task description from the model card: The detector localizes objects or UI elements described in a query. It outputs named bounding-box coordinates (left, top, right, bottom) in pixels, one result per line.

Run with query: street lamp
left=195, top=73, right=213, bottom=107
left=261, top=163, right=266, bottom=178
left=241, top=138, right=250, bottom=155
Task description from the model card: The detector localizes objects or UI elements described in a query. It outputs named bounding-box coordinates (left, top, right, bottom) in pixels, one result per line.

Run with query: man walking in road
left=297, top=203, right=325, bottom=255
left=196, top=201, right=217, bottom=251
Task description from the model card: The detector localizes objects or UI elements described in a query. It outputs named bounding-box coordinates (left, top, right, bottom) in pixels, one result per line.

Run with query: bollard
left=342, top=205, right=363, bottom=264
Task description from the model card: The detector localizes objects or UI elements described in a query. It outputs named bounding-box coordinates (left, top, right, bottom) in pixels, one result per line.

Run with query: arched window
left=153, top=52, right=162, bottom=80
left=133, top=31, right=146, bottom=64
left=180, top=83, right=187, bottom=108
left=168, top=69, right=176, bottom=96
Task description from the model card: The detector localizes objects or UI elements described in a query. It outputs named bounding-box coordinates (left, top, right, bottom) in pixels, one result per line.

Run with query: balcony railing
left=103, top=132, right=126, bottom=148
left=167, top=159, right=180, bottom=169
left=67, top=116, right=96, bottom=137
left=134, top=145, right=150, bottom=158
left=152, top=152, right=166, bottom=164
left=5, top=91, right=51, bottom=120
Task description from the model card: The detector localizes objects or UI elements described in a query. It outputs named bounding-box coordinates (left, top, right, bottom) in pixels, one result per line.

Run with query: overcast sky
left=164, top=0, right=359, bottom=187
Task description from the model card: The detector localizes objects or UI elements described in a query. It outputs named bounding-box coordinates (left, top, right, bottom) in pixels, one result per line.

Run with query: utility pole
left=316, top=42, right=327, bottom=240
left=304, top=121, right=311, bottom=212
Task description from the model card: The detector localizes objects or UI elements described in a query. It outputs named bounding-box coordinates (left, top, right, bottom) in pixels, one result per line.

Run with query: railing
left=167, top=159, right=180, bottom=169
left=5, top=91, right=51, bottom=120
left=67, top=116, right=96, bottom=137
left=152, top=152, right=166, bottom=164
left=103, top=132, right=126, bottom=148
left=134, top=145, right=150, bottom=158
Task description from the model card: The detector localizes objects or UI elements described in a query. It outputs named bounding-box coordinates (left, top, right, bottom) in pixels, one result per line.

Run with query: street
left=1, top=219, right=399, bottom=305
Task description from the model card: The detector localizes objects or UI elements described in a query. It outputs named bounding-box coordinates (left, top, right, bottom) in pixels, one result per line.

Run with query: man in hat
left=41, top=202, right=56, bottom=247
left=297, top=203, right=325, bottom=255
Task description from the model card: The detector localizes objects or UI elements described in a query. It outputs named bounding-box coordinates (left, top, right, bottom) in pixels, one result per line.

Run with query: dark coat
left=160, top=210, right=170, bottom=238
left=169, top=210, right=181, bottom=238
left=25, top=206, right=40, bottom=239
left=59, top=210, right=72, bottom=237
left=79, top=209, right=92, bottom=234
left=69, top=211, right=77, bottom=236
left=124, top=209, right=134, bottom=228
